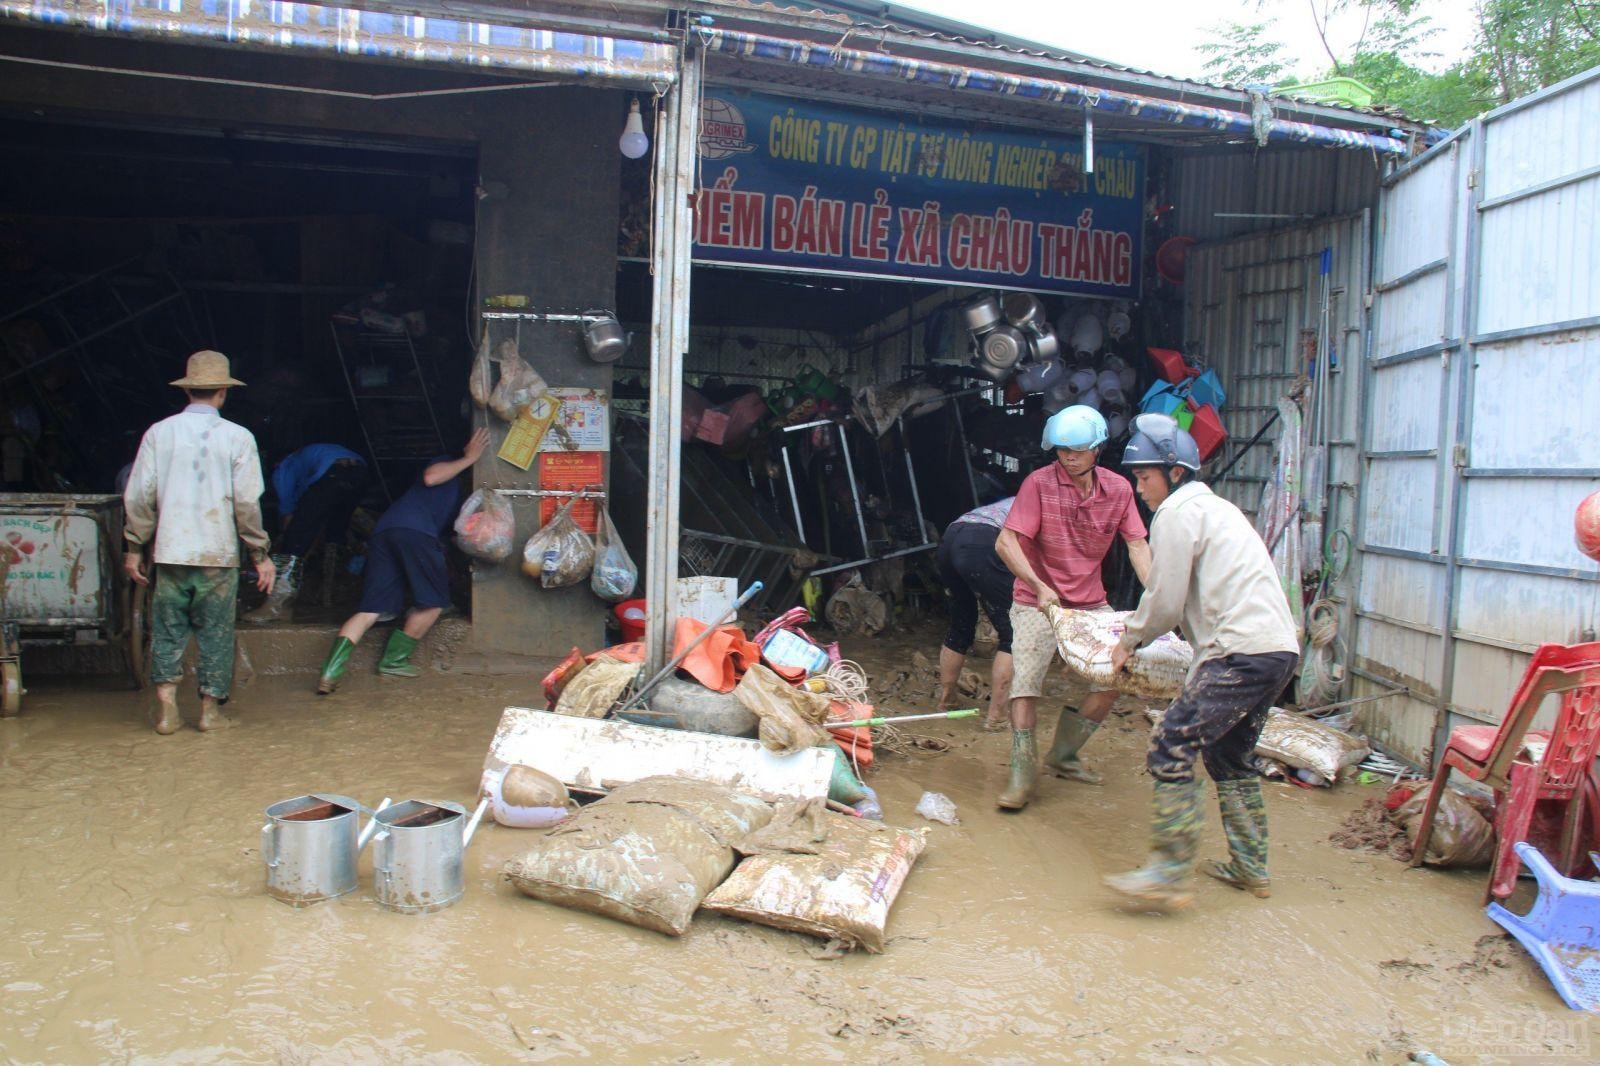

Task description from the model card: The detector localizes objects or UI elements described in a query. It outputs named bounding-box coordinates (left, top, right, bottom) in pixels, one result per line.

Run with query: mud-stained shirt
left=124, top=405, right=270, bottom=567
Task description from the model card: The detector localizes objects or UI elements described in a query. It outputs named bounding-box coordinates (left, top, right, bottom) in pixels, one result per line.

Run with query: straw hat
left=170, top=350, right=245, bottom=389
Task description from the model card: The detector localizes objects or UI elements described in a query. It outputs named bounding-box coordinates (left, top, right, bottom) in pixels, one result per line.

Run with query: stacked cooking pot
left=964, top=293, right=1059, bottom=383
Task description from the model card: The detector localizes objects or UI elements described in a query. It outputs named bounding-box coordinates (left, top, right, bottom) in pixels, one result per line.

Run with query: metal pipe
left=780, top=446, right=806, bottom=542
left=950, top=400, right=979, bottom=507
left=897, top=416, right=928, bottom=544
left=835, top=424, right=872, bottom=559
left=616, top=580, right=765, bottom=716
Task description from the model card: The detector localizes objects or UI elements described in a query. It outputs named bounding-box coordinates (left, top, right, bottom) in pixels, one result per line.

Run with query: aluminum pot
left=1030, top=324, right=1061, bottom=362
left=961, top=295, right=1002, bottom=333
left=1003, top=292, right=1046, bottom=332
left=369, top=798, right=487, bottom=914
left=262, top=793, right=370, bottom=906
left=583, top=312, right=630, bottom=363
left=979, top=325, right=1026, bottom=371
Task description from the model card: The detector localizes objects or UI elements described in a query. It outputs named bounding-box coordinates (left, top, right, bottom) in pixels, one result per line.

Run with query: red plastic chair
left=1408, top=642, right=1600, bottom=900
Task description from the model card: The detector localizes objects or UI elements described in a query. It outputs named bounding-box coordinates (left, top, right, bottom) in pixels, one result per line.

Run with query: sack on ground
left=553, top=653, right=637, bottom=718
left=1394, top=787, right=1495, bottom=868
left=734, top=663, right=831, bottom=756
left=489, top=343, right=548, bottom=422
left=590, top=507, right=637, bottom=602
left=468, top=334, right=493, bottom=409
left=520, top=497, right=594, bottom=588
left=453, top=488, right=515, bottom=562
left=504, top=776, right=773, bottom=936
left=1254, top=709, right=1371, bottom=784
left=1047, top=605, right=1192, bottom=699
left=703, top=810, right=927, bottom=953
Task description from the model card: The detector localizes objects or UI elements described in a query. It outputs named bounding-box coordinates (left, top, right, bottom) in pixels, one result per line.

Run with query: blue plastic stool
left=1486, top=841, right=1600, bottom=1012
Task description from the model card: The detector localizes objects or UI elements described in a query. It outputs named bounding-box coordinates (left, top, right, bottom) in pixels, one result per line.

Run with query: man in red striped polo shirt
left=994, top=406, right=1152, bottom=810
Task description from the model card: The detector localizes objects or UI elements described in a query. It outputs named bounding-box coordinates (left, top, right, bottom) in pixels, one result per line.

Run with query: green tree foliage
left=1203, top=0, right=1599, bottom=128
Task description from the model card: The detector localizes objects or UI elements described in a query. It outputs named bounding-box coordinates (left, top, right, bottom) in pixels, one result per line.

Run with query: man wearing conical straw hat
left=123, top=351, right=275, bottom=734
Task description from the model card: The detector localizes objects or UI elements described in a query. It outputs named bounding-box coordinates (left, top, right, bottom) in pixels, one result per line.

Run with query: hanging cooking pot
left=1030, top=324, right=1061, bottom=362
left=979, top=325, right=1026, bottom=371
left=961, top=295, right=1003, bottom=334
left=583, top=311, right=630, bottom=363
left=1003, top=292, right=1046, bottom=333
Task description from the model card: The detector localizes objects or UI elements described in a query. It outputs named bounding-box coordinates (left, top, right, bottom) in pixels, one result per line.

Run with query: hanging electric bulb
left=618, top=97, right=650, bottom=159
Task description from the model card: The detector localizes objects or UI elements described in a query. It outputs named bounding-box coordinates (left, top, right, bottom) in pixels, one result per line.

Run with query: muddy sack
left=1394, top=788, right=1495, bottom=868
left=703, top=810, right=927, bottom=953
left=1254, top=709, right=1371, bottom=785
left=734, top=663, right=831, bottom=756
left=1046, top=605, right=1192, bottom=699
left=552, top=654, right=637, bottom=718
left=504, top=777, right=773, bottom=936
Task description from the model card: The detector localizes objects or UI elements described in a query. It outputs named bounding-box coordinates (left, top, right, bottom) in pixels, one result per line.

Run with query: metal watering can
left=262, top=793, right=387, bottom=906
left=369, top=797, right=489, bottom=914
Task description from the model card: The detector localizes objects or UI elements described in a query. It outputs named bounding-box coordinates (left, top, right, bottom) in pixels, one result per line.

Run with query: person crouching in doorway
left=935, top=495, right=1017, bottom=730
left=316, top=428, right=488, bottom=693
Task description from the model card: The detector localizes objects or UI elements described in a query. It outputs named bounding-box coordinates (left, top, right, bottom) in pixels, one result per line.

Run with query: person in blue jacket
left=316, top=428, right=488, bottom=693
left=245, top=444, right=368, bottom=622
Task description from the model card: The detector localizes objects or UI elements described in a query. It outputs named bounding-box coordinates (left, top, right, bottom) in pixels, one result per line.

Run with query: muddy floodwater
left=2, top=622, right=1595, bottom=1063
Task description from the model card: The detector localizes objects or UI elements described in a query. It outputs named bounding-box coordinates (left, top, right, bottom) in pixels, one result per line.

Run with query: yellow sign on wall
left=496, top=392, right=563, bottom=470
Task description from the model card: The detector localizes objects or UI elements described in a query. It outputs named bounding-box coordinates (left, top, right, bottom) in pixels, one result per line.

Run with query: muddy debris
left=1330, top=796, right=1413, bottom=861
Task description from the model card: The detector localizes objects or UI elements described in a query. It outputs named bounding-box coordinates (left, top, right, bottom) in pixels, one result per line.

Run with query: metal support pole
left=897, top=416, right=928, bottom=543
left=836, top=423, right=871, bottom=558
left=950, top=400, right=979, bottom=507
left=780, top=446, right=806, bottom=543
left=643, top=45, right=699, bottom=674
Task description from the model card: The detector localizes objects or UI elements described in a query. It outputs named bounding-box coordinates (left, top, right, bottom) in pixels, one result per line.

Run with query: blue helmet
left=1041, top=405, right=1108, bottom=451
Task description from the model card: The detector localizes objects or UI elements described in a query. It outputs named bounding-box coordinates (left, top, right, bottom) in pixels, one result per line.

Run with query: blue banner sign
left=693, top=91, right=1145, bottom=298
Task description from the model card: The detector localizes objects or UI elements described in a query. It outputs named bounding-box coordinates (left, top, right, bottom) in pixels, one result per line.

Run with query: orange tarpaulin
left=827, top=700, right=875, bottom=769
left=670, top=618, right=763, bottom=693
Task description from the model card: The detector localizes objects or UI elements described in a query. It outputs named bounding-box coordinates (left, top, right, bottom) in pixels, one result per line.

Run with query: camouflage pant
left=150, top=565, right=240, bottom=699
left=1148, top=652, right=1298, bottom=783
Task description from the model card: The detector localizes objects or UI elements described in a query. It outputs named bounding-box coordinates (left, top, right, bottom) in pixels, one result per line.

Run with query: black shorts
left=357, top=528, right=451, bottom=615
left=936, top=521, right=1015, bottom=655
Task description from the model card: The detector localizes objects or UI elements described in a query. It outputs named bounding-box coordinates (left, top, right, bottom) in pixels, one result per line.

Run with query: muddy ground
left=2, top=620, right=1595, bottom=1063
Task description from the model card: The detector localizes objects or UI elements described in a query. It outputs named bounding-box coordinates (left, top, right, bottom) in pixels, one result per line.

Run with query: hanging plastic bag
left=489, top=341, right=548, bottom=422
left=590, top=507, right=637, bottom=602
left=520, top=496, right=595, bottom=588
left=453, top=488, right=515, bottom=562
left=468, top=334, right=494, bottom=409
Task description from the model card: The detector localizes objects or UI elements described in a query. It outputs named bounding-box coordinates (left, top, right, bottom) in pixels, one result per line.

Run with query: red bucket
left=614, top=599, right=648, bottom=643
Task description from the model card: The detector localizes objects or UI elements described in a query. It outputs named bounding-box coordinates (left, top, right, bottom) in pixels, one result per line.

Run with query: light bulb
left=618, top=98, right=650, bottom=159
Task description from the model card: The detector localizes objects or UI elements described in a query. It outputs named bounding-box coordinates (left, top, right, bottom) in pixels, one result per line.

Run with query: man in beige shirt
left=1103, top=413, right=1299, bottom=911
left=123, top=351, right=275, bottom=734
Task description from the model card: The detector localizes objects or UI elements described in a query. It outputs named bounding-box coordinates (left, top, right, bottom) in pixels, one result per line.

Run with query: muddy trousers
left=150, top=565, right=240, bottom=700
left=1148, top=652, right=1299, bottom=783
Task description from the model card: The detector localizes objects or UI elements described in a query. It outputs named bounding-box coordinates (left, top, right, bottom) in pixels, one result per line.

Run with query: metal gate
left=1358, top=67, right=1600, bottom=766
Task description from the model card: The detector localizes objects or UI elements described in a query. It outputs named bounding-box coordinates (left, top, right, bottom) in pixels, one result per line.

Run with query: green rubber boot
left=1206, top=778, right=1272, bottom=898
left=1103, top=779, right=1204, bottom=912
left=316, top=637, right=354, bottom=695
left=996, top=728, right=1038, bottom=810
left=377, top=630, right=422, bottom=679
left=1044, top=707, right=1102, bottom=784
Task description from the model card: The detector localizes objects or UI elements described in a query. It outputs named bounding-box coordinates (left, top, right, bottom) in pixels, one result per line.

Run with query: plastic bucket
left=615, top=599, right=648, bottom=642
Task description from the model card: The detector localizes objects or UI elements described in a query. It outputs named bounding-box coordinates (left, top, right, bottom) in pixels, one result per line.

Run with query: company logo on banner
left=691, top=91, right=1146, bottom=298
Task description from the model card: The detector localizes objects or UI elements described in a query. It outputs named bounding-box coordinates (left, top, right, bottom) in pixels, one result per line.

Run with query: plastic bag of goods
left=468, top=334, right=494, bottom=409
left=703, top=810, right=927, bottom=954
left=453, top=488, right=515, bottom=562
left=1393, top=786, right=1495, bottom=868
left=489, top=342, right=548, bottom=422
left=520, top=497, right=595, bottom=588
left=733, top=663, right=831, bottom=757
left=589, top=507, right=637, bottom=602
left=1046, top=605, right=1192, bottom=699
left=1254, top=709, right=1371, bottom=785
left=503, top=777, right=773, bottom=936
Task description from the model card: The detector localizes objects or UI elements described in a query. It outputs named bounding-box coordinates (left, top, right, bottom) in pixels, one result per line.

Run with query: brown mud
left=2, top=619, right=1596, bottom=1062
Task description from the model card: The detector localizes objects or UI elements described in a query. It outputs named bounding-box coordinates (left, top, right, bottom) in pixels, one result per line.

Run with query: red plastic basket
left=1188, top=403, right=1228, bottom=462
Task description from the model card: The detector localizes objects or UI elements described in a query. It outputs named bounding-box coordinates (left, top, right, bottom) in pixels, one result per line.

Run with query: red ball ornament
left=1577, top=490, right=1600, bottom=563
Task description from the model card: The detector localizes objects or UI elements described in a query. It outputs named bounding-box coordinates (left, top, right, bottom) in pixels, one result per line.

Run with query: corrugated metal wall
left=1173, top=147, right=1383, bottom=243
left=1357, top=67, right=1600, bottom=766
